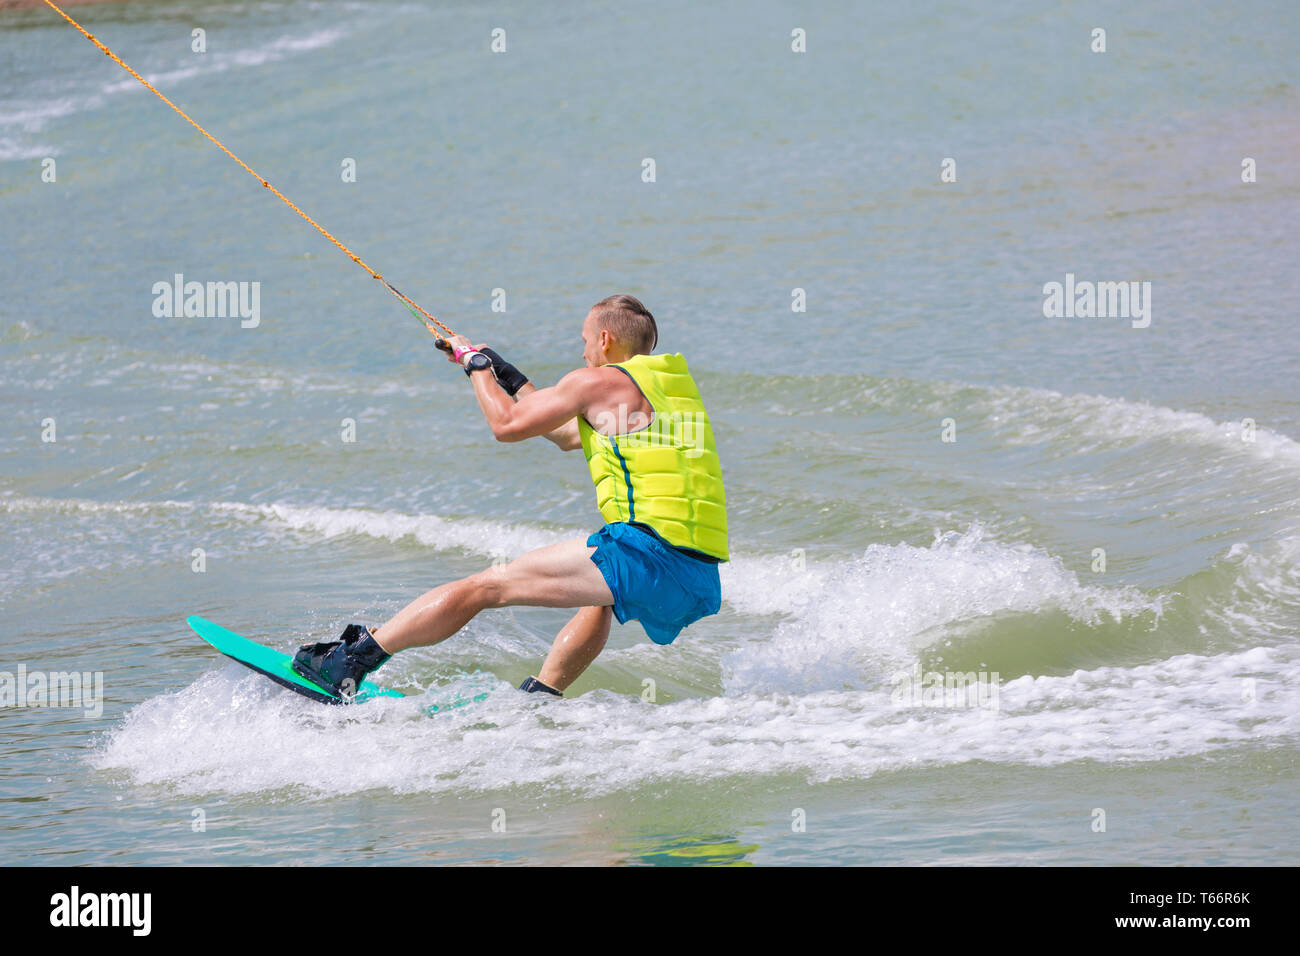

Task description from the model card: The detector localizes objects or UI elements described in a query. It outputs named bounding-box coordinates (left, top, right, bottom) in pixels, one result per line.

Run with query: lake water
left=1, top=0, right=1298, bottom=864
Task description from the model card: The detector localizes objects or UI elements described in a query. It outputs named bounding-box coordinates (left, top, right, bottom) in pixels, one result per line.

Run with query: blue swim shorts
left=586, top=521, right=722, bottom=645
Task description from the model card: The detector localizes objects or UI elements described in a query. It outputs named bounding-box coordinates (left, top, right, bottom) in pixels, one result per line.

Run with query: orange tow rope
left=42, top=0, right=456, bottom=341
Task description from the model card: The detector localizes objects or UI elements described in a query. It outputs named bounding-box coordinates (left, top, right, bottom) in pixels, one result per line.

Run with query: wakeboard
left=188, top=615, right=403, bottom=705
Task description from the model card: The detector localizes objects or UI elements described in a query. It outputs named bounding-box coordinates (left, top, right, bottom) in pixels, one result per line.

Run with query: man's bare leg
left=372, top=537, right=614, bottom=654
left=535, top=605, right=613, bottom=692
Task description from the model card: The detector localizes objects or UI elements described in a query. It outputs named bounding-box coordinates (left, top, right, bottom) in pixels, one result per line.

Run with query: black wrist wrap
left=478, top=347, right=529, bottom=396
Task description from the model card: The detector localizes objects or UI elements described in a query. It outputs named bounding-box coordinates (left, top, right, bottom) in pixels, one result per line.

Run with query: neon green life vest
left=578, top=353, right=729, bottom=561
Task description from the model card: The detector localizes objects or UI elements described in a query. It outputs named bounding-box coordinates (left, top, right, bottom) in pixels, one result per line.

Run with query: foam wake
left=721, top=524, right=1169, bottom=693
left=90, top=644, right=1300, bottom=798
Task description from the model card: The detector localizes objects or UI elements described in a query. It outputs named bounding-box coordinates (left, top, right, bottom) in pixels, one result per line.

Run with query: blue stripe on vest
left=610, top=436, right=636, bottom=522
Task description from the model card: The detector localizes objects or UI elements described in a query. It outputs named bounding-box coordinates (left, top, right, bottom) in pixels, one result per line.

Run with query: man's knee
left=466, top=565, right=510, bottom=609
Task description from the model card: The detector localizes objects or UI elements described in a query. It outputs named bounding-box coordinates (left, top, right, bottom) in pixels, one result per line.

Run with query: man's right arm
left=482, top=368, right=605, bottom=447
left=515, top=382, right=581, bottom=451
left=468, top=345, right=581, bottom=450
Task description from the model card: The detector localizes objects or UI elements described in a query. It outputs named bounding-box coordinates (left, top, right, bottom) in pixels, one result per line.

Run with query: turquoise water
left=1, top=0, right=1298, bottom=864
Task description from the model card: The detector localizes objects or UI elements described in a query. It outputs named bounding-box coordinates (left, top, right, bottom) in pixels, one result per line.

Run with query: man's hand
left=441, top=334, right=486, bottom=367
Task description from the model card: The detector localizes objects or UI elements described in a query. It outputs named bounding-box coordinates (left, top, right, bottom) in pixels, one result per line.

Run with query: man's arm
left=468, top=366, right=596, bottom=447
left=514, top=382, right=581, bottom=450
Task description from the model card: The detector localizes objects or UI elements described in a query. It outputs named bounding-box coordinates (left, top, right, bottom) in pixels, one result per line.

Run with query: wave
left=5, top=495, right=1295, bottom=666
left=726, top=371, right=1300, bottom=470
left=209, top=501, right=574, bottom=561
left=721, top=524, right=1170, bottom=692
left=89, top=643, right=1300, bottom=798
left=99, top=28, right=348, bottom=97
left=2, top=25, right=349, bottom=161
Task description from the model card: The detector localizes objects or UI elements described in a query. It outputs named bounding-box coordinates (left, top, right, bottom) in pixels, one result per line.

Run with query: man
left=292, top=295, right=729, bottom=698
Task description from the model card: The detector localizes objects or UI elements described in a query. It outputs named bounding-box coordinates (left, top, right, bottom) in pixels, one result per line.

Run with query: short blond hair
left=591, top=294, right=658, bottom=354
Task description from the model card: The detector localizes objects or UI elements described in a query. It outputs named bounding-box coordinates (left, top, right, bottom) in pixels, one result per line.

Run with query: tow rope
left=41, top=0, right=457, bottom=345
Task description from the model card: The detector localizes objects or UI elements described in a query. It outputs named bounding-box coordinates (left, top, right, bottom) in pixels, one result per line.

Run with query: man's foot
left=292, top=624, right=391, bottom=699
left=519, top=675, right=562, bottom=697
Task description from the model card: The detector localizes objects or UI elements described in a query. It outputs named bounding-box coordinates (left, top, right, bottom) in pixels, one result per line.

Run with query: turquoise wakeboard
left=188, top=615, right=403, bottom=705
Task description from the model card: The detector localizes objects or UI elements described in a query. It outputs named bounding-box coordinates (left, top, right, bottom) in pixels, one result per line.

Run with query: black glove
left=477, top=347, right=530, bottom=396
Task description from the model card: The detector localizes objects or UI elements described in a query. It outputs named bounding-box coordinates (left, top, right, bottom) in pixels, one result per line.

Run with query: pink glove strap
left=452, top=345, right=479, bottom=363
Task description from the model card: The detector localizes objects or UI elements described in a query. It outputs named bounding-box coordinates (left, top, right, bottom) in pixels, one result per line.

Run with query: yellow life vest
left=577, top=353, right=729, bottom=561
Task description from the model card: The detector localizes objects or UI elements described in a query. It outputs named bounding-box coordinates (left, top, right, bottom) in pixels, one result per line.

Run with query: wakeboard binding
left=292, top=624, right=391, bottom=700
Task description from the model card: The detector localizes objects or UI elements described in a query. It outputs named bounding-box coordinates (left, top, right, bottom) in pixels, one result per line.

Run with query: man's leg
left=373, top=536, right=613, bottom=654
left=535, top=605, right=613, bottom=692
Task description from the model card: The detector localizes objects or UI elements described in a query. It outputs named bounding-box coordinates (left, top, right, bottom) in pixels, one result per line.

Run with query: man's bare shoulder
left=557, top=364, right=636, bottom=397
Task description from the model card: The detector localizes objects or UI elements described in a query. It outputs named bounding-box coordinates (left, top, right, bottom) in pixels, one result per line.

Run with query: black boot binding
left=518, top=676, right=562, bottom=697
left=292, top=624, right=390, bottom=700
